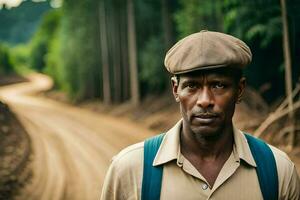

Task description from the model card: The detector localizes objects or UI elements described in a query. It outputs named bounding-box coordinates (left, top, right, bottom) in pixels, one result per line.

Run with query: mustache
left=192, top=109, right=219, bottom=118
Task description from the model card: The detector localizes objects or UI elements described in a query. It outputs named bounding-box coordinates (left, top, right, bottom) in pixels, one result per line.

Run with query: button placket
left=177, top=154, right=184, bottom=167
left=202, top=183, right=209, bottom=190
left=199, top=181, right=211, bottom=199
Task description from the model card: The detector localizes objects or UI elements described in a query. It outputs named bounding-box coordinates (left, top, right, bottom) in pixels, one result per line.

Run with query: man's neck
left=180, top=123, right=234, bottom=160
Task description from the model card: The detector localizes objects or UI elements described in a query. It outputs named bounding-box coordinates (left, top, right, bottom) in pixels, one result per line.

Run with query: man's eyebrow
left=206, top=74, right=233, bottom=80
left=181, top=79, right=197, bottom=84
left=180, top=79, right=200, bottom=87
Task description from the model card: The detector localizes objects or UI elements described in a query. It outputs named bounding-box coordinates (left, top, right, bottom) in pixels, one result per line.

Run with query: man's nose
left=196, top=87, right=214, bottom=108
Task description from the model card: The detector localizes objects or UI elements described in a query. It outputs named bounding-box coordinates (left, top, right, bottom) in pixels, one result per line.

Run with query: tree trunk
left=280, top=0, right=294, bottom=149
left=98, top=0, right=111, bottom=104
left=161, top=0, right=173, bottom=50
left=127, top=0, right=140, bottom=106
left=111, top=3, right=122, bottom=103
left=121, top=2, right=130, bottom=101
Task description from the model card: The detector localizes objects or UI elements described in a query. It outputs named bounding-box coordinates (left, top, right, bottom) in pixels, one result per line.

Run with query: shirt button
left=202, top=183, right=208, bottom=190
left=177, top=161, right=183, bottom=167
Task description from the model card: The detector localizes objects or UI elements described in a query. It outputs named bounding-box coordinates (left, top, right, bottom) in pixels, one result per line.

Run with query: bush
left=29, top=9, right=61, bottom=71
left=0, top=44, right=14, bottom=74
left=10, top=44, right=31, bottom=74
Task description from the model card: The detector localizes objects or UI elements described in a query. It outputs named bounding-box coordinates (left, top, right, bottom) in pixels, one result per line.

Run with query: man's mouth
left=192, top=113, right=218, bottom=124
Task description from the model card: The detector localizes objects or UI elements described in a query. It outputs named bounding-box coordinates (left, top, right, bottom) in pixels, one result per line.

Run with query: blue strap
left=142, top=133, right=165, bottom=200
left=245, top=134, right=278, bottom=200
left=142, top=133, right=278, bottom=200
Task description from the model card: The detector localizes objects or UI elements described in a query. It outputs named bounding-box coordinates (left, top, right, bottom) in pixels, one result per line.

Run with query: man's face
left=172, top=68, right=245, bottom=138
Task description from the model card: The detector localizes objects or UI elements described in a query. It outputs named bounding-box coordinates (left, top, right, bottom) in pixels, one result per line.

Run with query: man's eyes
left=187, top=83, right=197, bottom=89
left=212, top=82, right=226, bottom=89
left=182, top=82, right=198, bottom=89
left=183, top=82, right=227, bottom=89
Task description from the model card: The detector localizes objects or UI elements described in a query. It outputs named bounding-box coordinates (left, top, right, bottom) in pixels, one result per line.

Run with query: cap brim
left=171, top=64, right=230, bottom=75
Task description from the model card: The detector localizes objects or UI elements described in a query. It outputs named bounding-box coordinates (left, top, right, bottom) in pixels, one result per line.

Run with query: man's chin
left=191, top=125, right=221, bottom=139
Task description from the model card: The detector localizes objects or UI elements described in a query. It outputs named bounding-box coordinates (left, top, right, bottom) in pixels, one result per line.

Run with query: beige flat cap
left=164, top=30, right=252, bottom=74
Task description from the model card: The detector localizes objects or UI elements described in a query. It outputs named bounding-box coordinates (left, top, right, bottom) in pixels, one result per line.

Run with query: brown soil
left=0, top=101, right=32, bottom=199
left=0, top=74, right=28, bottom=86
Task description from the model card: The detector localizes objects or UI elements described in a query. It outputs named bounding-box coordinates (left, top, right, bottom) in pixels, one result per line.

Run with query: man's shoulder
left=268, top=144, right=294, bottom=171
left=267, top=144, right=298, bottom=187
left=243, top=132, right=294, bottom=171
left=101, top=142, right=145, bottom=199
left=110, top=141, right=145, bottom=172
left=267, top=144, right=300, bottom=198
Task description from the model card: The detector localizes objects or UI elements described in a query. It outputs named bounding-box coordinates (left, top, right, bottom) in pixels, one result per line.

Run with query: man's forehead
left=178, top=67, right=239, bottom=79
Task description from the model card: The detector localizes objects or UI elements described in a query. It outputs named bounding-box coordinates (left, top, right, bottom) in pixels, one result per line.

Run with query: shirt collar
left=232, top=126, right=257, bottom=167
left=153, top=119, right=257, bottom=167
left=153, top=120, right=182, bottom=166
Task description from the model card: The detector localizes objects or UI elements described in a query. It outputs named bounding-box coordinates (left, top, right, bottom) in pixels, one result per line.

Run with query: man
left=101, top=30, right=300, bottom=200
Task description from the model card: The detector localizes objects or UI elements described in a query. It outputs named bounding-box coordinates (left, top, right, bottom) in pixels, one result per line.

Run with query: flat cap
left=164, top=30, right=252, bottom=74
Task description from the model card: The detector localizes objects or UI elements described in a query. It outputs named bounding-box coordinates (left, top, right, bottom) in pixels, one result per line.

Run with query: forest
left=1, top=1, right=300, bottom=199
left=0, top=0, right=299, bottom=105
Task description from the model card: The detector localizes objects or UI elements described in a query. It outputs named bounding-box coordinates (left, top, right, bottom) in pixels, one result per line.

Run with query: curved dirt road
left=0, top=74, right=155, bottom=200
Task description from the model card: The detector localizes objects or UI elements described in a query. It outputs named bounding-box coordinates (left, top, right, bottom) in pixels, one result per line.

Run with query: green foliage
left=29, top=9, right=61, bottom=71
left=30, top=40, right=47, bottom=71
left=9, top=44, right=31, bottom=74
left=140, top=37, right=167, bottom=94
left=44, top=26, right=65, bottom=90
left=8, top=0, right=298, bottom=104
left=223, top=0, right=282, bottom=48
left=174, top=0, right=300, bottom=102
left=135, top=0, right=170, bottom=96
left=0, top=43, right=13, bottom=74
left=222, top=0, right=300, bottom=101
left=59, top=0, right=101, bottom=100
left=135, top=0, right=163, bottom=48
left=174, top=0, right=224, bottom=38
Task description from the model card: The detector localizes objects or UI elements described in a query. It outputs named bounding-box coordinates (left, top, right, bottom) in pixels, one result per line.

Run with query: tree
left=127, top=0, right=140, bottom=106
left=280, top=0, right=295, bottom=148
left=59, top=0, right=102, bottom=100
left=161, top=0, right=174, bottom=50
left=98, top=0, right=111, bottom=104
left=29, top=9, right=61, bottom=71
left=0, top=44, right=13, bottom=74
left=174, top=0, right=224, bottom=38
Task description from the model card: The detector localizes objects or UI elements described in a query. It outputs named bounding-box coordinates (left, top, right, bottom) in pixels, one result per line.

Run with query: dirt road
left=0, top=74, right=155, bottom=200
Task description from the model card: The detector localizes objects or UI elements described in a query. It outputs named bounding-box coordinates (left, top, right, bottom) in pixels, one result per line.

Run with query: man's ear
left=171, top=77, right=180, bottom=102
left=237, top=77, right=246, bottom=103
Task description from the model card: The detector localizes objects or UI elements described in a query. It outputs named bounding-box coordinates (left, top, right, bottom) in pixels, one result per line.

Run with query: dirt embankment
left=0, top=101, right=32, bottom=199
left=0, top=75, right=28, bottom=87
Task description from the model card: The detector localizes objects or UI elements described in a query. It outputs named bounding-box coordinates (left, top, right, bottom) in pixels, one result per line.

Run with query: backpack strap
left=142, top=133, right=165, bottom=200
left=141, top=133, right=278, bottom=200
left=244, top=133, right=279, bottom=200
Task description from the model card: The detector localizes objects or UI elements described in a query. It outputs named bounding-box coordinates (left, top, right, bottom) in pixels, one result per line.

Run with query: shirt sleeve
left=101, top=156, right=137, bottom=200
left=100, top=145, right=143, bottom=200
left=100, top=158, right=121, bottom=200
left=284, top=166, right=300, bottom=200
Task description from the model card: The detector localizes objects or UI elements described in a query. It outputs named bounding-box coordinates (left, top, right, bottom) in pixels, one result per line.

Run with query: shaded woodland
left=0, top=0, right=300, bottom=147
left=0, top=0, right=299, bottom=102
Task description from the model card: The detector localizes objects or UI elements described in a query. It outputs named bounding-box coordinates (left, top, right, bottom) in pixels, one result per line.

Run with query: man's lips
left=192, top=113, right=218, bottom=124
left=194, top=113, right=217, bottom=118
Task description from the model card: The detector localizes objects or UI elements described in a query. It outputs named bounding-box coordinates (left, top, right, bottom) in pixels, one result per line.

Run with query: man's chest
left=188, top=157, right=228, bottom=187
left=159, top=161, right=263, bottom=200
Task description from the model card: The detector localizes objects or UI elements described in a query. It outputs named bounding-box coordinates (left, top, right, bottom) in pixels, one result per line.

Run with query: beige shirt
left=101, top=120, right=300, bottom=200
